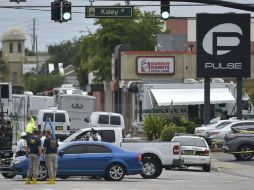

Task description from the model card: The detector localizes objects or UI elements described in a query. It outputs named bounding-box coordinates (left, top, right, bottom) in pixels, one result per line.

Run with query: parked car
left=206, top=121, right=254, bottom=143
left=223, top=127, right=254, bottom=161
left=171, top=135, right=211, bottom=172
left=61, top=127, right=182, bottom=179
left=85, top=112, right=125, bottom=130
left=12, top=141, right=143, bottom=181
left=195, top=120, right=238, bottom=138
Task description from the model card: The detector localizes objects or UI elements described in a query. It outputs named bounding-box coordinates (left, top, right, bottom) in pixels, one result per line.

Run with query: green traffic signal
left=161, top=0, right=170, bottom=20
left=62, top=1, right=72, bottom=21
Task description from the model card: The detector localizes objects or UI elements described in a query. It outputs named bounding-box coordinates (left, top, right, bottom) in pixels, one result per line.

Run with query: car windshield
left=172, top=137, right=207, bottom=148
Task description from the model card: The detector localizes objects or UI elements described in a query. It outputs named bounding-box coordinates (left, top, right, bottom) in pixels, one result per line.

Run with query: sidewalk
left=211, top=152, right=254, bottom=179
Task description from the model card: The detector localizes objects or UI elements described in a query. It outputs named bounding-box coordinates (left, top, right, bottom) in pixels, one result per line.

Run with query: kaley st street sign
left=85, top=6, right=133, bottom=18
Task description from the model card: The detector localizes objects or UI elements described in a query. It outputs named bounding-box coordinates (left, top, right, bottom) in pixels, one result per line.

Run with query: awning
left=150, top=88, right=236, bottom=106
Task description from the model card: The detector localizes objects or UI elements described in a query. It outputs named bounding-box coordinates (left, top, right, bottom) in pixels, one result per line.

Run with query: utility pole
left=36, top=35, right=39, bottom=73
left=32, top=18, right=36, bottom=54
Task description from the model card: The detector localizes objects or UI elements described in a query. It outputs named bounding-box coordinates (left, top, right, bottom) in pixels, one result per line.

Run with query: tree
left=47, top=38, right=81, bottom=69
left=0, top=59, right=8, bottom=74
left=24, top=73, right=64, bottom=94
left=79, top=9, right=164, bottom=83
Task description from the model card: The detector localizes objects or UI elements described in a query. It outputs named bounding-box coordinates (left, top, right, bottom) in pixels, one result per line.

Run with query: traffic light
left=51, top=1, right=61, bottom=21
left=62, top=1, right=72, bottom=21
left=161, top=0, right=170, bottom=20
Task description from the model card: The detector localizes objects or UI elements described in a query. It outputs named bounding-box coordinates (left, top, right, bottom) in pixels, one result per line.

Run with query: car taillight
left=173, top=145, right=180, bottom=155
left=38, top=125, right=41, bottom=130
left=137, top=154, right=142, bottom=161
left=210, top=131, right=220, bottom=135
left=203, top=149, right=210, bottom=156
left=67, top=126, right=70, bottom=131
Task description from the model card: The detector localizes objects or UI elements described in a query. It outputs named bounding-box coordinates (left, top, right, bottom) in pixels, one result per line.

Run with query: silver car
left=172, top=135, right=211, bottom=172
left=195, top=120, right=237, bottom=138
left=207, top=120, right=254, bottom=143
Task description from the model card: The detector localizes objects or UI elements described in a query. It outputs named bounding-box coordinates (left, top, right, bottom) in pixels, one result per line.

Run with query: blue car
left=12, top=141, right=143, bottom=181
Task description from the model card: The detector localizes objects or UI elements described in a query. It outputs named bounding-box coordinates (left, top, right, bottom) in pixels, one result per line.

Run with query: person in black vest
left=25, top=130, right=42, bottom=184
left=43, top=130, right=59, bottom=184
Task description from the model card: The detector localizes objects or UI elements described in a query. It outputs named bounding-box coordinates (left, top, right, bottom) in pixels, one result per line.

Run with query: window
left=232, top=122, right=254, bottom=132
left=87, top=145, right=112, bottom=153
left=55, top=113, right=66, bottom=122
left=43, top=113, right=54, bottom=122
left=18, top=42, right=22, bottom=53
left=110, top=116, right=121, bottom=125
left=9, top=42, right=13, bottom=53
left=98, top=130, right=115, bottom=143
left=64, top=145, right=87, bottom=154
left=12, top=72, right=17, bottom=84
left=0, top=85, right=9, bottom=98
left=216, top=122, right=232, bottom=129
left=98, top=115, right=109, bottom=124
left=172, top=137, right=207, bottom=148
left=73, top=131, right=90, bottom=141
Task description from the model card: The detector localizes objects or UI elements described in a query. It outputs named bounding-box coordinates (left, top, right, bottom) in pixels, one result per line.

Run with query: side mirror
left=69, top=118, right=71, bottom=122
left=59, top=151, right=64, bottom=157
left=84, top=117, right=90, bottom=123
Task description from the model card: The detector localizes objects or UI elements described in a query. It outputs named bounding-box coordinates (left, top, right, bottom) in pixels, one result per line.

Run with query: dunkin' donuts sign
left=136, top=56, right=175, bottom=74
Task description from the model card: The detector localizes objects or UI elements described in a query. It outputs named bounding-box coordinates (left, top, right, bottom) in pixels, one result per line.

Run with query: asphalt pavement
left=1, top=152, right=253, bottom=190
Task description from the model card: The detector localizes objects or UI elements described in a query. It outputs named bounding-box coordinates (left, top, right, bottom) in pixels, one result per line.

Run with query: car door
left=58, top=144, right=87, bottom=176
left=54, top=112, right=66, bottom=132
left=78, top=144, right=113, bottom=176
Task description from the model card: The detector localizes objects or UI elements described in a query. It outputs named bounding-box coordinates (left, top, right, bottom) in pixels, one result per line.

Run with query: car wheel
left=38, top=163, right=48, bottom=181
left=140, top=158, right=162, bottom=179
left=235, top=144, right=254, bottom=161
left=105, top=164, right=125, bottom=181
left=203, top=164, right=211, bottom=172
left=1, top=172, right=16, bottom=179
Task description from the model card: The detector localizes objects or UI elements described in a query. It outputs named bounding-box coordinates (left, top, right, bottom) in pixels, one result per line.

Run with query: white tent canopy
left=150, top=88, right=236, bottom=106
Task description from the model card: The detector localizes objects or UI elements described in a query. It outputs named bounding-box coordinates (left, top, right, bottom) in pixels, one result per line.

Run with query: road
left=1, top=152, right=253, bottom=190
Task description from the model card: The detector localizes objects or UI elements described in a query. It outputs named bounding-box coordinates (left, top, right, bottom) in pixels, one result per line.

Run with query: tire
left=140, top=158, right=162, bottom=179
left=234, top=144, right=254, bottom=161
left=203, top=164, right=211, bottom=172
left=37, top=163, right=48, bottom=181
left=105, top=164, right=125, bottom=181
left=1, top=172, right=16, bottom=179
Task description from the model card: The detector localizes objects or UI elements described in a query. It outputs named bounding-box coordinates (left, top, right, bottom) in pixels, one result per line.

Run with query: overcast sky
left=0, top=0, right=253, bottom=51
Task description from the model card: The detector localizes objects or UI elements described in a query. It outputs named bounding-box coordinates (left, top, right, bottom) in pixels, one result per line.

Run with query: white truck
left=58, top=94, right=96, bottom=131
left=62, top=127, right=182, bottom=179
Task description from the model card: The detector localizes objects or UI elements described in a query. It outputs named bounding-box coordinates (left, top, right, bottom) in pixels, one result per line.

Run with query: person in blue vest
left=25, top=130, right=42, bottom=184
left=43, top=130, right=59, bottom=184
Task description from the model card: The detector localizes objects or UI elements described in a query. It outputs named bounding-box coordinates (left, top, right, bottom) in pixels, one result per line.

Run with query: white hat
left=21, top=132, right=27, bottom=137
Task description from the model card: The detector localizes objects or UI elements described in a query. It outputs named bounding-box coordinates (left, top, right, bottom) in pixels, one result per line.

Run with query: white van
left=36, top=109, right=71, bottom=140
left=85, top=112, right=125, bottom=129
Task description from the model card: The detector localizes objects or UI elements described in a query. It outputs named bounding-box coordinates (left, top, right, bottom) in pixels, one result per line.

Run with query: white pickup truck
left=62, top=127, right=182, bottom=178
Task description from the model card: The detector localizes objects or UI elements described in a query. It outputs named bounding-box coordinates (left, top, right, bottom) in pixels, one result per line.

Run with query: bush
left=144, top=114, right=167, bottom=140
left=166, top=117, right=198, bottom=134
left=160, top=124, right=186, bottom=141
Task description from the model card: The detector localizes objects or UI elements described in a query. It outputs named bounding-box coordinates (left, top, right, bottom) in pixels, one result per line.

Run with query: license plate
left=55, top=126, right=63, bottom=130
left=182, top=150, right=194, bottom=155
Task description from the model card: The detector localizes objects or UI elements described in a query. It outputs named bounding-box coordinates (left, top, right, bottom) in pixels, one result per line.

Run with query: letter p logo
left=202, top=23, right=243, bottom=56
